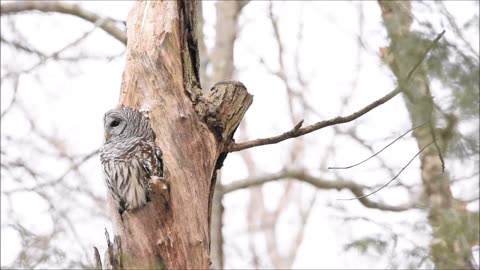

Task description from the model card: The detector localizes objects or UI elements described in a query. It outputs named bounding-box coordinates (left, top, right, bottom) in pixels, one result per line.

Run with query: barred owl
left=100, top=107, right=163, bottom=213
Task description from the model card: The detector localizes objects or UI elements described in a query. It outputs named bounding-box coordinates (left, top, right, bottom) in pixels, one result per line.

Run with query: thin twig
left=428, top=118, right=445, bottom=173
left=0, top=35, right=45, bottom=57
left=436, top=1, right=479, bottom=60
left=2, top=17, right=107, bottom=80
left=337, top=140, right=435, bottom=201
left=0, top=1, right=126, bottom=44
left=5, top=149, right=99, bottom=193
left=229, top=30, right=445, bottom=152
left=328, top=122, right=426, bottom=170
left=1, top=34, right=125, bottom=62
left=1, top=76, right=19, bottom=119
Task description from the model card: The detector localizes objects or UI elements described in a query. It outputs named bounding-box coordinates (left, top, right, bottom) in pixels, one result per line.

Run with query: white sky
left=1, top=1, right=478, bottom=268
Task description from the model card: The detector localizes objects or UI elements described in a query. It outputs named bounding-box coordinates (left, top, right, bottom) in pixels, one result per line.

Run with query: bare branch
left=338, top=141, right=435, bottom=201
left=1, top=76, right=19, bottom=119
left=5, top=149, right=99, bottom=194
left=2, top=17, right=110, bottom=80
left=0, top=1, right=126, bottom=45
left=0, top=35, right=44, bottom=57
left=1, top=34, right=124, bottom=62
left=222, top=170, right=417, bottom=212
left=229, top=30, right=445, bottom=152
left=331, top=126, right=399, bottom=180
left=436, top=1, right=479, bottom=60
left=329, top=122, right=427, bottom=170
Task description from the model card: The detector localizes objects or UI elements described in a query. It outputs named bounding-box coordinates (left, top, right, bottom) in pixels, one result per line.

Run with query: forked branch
left=228, top=30, right=445, bottom=152
left=222, top=170, right=418, bottom=212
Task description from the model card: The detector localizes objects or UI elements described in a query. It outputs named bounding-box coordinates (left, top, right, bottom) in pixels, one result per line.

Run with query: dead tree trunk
left=99, top=1, right=252, bottom=269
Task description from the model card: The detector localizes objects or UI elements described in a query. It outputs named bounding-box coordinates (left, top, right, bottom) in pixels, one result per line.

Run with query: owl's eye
left=110, top=120, right=121, bottom=127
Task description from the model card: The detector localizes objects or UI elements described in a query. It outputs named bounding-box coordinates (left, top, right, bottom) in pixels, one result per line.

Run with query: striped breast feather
left=102, top=157, right=149, bottom=211
left=101, top=160, right=125, bottom=211
left=118, top=157, right=149, bottom=210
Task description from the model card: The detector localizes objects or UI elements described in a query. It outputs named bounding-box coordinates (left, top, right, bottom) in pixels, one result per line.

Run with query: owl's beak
left=105, top=132, right=111, bottom=141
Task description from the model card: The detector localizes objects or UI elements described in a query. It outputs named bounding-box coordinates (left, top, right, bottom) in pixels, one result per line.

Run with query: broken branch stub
left=195, top=81, right=253, bottom=144
left=102, top=229, right=123, bottom=270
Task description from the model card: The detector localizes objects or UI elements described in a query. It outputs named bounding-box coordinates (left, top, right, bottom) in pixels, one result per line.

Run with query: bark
left=100, top=1, right=252, bottom=269
left=378, top=1, right=476, bottom=269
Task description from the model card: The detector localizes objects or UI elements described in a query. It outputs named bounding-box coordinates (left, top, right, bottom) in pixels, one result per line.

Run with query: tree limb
left=0, top=1, right=126, bottom=45
left=221, top=170, right=418, bottom=212
left=228, top=30, right=445, bottom=152
left=329, top=121, right=427, bottom=170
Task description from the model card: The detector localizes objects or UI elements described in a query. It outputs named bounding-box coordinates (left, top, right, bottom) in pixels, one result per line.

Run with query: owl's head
left=103, top=107, right=153, bottom=142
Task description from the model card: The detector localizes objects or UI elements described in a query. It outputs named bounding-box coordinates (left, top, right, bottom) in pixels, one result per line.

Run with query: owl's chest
left=100, top=138, right=155, bottom=163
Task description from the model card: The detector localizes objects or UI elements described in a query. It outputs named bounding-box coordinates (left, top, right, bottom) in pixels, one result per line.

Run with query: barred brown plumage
left=100, top=107, right=163, bottom=213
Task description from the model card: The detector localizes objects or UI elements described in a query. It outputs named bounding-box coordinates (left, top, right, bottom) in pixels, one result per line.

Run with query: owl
left=100, top=107, right=163, bottom=213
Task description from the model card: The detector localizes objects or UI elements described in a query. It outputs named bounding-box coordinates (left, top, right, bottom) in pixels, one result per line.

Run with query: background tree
left=1, top=1, right=478, bottom=269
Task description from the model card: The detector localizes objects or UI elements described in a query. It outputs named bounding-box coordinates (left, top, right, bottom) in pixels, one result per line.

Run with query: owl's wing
left=104, top=157, right=150, bottom=211
left=139, top=141, right=163, bottom=178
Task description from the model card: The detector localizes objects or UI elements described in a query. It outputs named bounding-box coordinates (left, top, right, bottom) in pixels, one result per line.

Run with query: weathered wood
left=195, top=81, right=253, bottom=143
left=93, top=247, right=102, bottom=270
left=102, top=229, right=123, bottom=270
left=98, top=1, right=252, bottom=269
